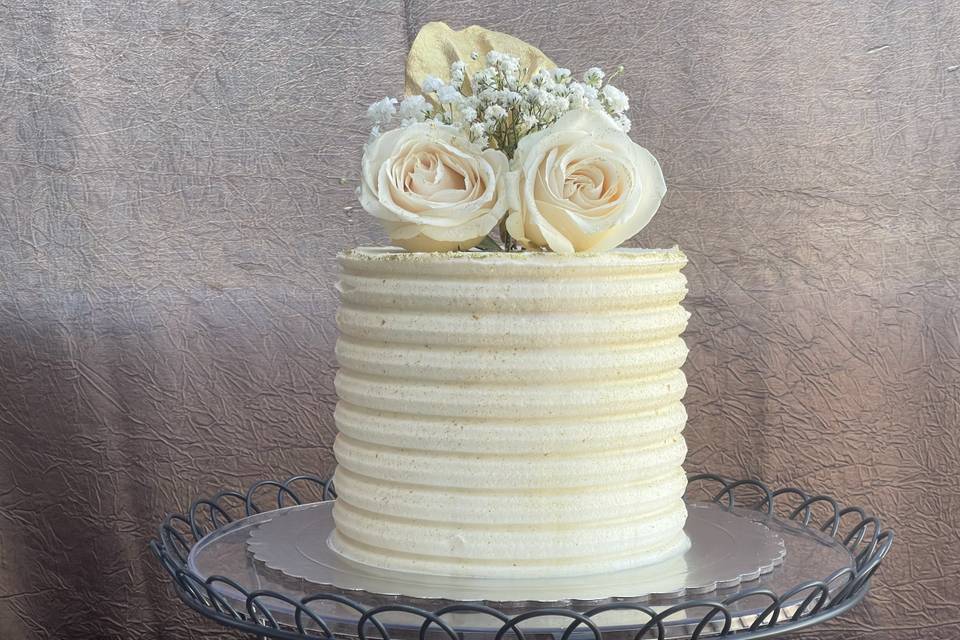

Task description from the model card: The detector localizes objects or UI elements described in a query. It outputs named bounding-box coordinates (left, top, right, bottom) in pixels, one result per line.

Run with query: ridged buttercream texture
left=330, top=247, right=691, bottom=578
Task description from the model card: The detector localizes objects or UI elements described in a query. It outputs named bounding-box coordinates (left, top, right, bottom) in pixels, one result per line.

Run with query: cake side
left=330, top=247, right=691, bottom=578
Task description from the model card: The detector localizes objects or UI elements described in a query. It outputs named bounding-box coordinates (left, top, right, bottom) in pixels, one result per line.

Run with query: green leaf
left=474, top=234, right=503, bottom=252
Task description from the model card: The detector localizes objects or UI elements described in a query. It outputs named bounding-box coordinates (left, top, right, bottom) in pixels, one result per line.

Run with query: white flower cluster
left=366, top=52, right=632, bottom=155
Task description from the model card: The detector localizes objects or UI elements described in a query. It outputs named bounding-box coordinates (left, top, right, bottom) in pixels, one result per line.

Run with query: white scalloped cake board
left=246, top=501, right=785, bottom=604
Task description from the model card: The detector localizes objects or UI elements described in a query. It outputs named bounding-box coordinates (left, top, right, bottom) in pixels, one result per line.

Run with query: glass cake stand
left=151, top=473, right=892, bottom=640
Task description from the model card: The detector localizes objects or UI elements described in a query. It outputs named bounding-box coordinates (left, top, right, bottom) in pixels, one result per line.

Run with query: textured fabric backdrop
left=0, top=1, right=958, bottom=638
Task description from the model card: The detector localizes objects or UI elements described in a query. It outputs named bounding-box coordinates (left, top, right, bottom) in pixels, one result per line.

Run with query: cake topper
left=359, top=22, right=666, bottom=254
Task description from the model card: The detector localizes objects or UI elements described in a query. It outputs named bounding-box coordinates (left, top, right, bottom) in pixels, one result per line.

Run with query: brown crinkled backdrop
left=0, top=1, right=958, bottom=638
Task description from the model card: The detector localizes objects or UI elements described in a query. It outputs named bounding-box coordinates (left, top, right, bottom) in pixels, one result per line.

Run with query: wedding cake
left=328, top=23, right=691, bottom=579
left=330, top=247, right=690, bottom=577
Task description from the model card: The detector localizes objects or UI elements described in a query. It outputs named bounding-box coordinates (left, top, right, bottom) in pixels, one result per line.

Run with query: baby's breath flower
left=469, top=121, right=486, bottom=139
left=602, top=84, right=629, bottom=113
left=576, top=84, right=601, bottom=110
left=584, top=67, right=605, bottom=87
left=450, top=60, right=467, bottom=84
left=473, top=68, right=496, bottom=90
left=367, top=97, right=398, bottom=126
left=486, top=104, right=508, bottom=120
left=437, top=84, right=462, bottom=104
left=422, top=75, right=443, bottom=93
left=399, top=95, right=429, bottom=122
left=499, top=54, right=520, bottom=77
left=542, top=96, right=569, bottom=118
left=567, top=82, right=587, bottom=107
left=475, top=94, right=491, bottom=110
left=498, top=90, right=522, bottom=106
left=532, top=69, right=551, bottom=86
left=365, top=54, right=637, bottom=163
left=487, top=50, right=520, bottom=75
left=460, top=105, right=478, bottom=122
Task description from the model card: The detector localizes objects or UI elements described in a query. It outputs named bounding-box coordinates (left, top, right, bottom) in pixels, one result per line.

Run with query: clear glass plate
left=187, top=500, right=854, bottom=638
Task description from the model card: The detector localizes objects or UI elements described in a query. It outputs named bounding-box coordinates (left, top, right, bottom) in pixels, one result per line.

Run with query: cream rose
left=505, top=110, right=667, bottom=254
left=360, top=122, right=509, bottom=251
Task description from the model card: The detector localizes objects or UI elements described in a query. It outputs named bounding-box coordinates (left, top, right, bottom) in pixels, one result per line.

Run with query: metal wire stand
left=150, top=473, right=892, bottom=640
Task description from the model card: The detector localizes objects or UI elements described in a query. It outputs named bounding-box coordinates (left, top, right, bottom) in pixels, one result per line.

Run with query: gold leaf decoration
left=405, top=22, right=556, bottom=96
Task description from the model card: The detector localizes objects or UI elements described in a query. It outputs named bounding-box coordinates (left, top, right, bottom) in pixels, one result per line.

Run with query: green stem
left=498, top=217, right=517, bottom=251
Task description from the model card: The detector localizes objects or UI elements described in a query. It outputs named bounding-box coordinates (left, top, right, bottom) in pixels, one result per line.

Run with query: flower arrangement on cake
left=359, top=22, right=666, bottom=254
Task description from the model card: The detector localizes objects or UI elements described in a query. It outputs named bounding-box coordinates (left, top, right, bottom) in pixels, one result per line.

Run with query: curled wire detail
left=151, top=472, right=892, bottom=640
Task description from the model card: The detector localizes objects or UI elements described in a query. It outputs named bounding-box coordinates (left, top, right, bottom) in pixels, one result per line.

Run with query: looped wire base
left=151, top=473, right=893, bottom=640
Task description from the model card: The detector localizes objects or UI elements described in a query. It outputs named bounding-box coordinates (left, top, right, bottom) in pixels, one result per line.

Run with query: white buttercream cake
left=329, top=246, right=691, bottom=578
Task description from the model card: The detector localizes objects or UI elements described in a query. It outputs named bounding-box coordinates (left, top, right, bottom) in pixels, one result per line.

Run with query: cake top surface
left=340, top=246, right=687, bottom=268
